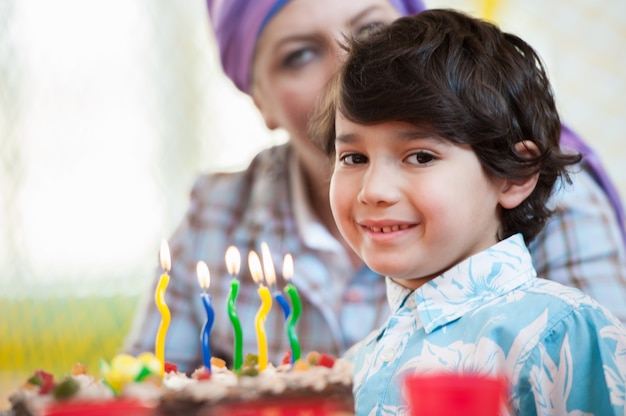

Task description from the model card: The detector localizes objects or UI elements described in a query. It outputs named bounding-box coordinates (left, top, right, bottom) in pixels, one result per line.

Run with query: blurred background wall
left=0, top=0, right=624, bottom=407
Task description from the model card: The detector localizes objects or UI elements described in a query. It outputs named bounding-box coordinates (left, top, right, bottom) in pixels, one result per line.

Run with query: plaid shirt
left=125, top=143, right=626, bottom=373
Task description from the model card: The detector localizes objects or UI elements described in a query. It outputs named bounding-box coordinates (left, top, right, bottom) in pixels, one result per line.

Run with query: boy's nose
left=357, top=165, right=401, bottom=206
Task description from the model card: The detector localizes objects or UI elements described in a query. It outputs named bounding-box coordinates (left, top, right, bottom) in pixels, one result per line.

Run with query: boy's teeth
left=371, top=225, right=407, bottom=233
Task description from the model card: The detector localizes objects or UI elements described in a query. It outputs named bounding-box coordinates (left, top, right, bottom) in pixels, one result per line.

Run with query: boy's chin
left=388, top=275, right=437, bottom=291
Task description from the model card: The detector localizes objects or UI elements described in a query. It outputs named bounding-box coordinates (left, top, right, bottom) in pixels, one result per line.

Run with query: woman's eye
left=408, top=151, right=435, bottom=165
left=282, top=47, right=316, bottom=70
left=339, top=153, right=368, bottom=166
left=355, top=21, right=386, bottom=39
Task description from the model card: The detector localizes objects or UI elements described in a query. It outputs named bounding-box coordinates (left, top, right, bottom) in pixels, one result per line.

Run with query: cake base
left=157, top=385, right=354, bottom=416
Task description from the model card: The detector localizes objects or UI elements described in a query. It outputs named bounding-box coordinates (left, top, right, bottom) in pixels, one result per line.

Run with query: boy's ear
left=498, top=140, right=540, bottom=209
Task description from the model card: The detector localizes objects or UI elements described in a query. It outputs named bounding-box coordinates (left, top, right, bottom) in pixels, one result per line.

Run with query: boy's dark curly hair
left=311, top=9, right=581, bottom=243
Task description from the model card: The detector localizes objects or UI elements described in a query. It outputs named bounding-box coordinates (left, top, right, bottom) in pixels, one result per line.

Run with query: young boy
left=312, top=9, right=626, bottom=415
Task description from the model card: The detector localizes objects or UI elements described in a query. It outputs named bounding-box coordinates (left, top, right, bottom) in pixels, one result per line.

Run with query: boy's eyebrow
left=335, top=133, right=356, bottom=144
left=335, top=129, right=444, bottom=144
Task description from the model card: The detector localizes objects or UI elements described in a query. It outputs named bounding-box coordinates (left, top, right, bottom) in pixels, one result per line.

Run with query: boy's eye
left=408, top=151, right=436, bottom=165
left=339, top=153, right=368, bottom=166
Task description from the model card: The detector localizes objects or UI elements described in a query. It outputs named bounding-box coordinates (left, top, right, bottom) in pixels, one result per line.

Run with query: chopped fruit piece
left=102, top=355, right=143, bottom=394
left=137, top=352, right=162, bottom=376
left=53, top=378, right=79, bottom=399
left=135, top=365, right=154, bottom=382
left=280, top=350, right=292, bottom=365
left=27, top=370, right=51, bottom=386
left=306, top=351, right=321, bottom=365
left=141, top=374, right=164, bottom=387
left=26, top=375, right=42, bottom=387
left=239, top=366, right=259, bottom=377
left=28, top=370, right=55, bottom=394
left=293, top=359, right=310, bottom=372
left=164, top=361, right=178, bottom=374
left=210, top=357, right=226, bottom=369
left=195, top=368, right=212, bottom=381
left=317, top=354, right=336, bottom=368
left=237, top=353, right=259, bottom=376
left=71, top=363, right=88, bottom=376
left=243, top=353, right=259, bottom=367
left=20, top=383, right=37, bottom=392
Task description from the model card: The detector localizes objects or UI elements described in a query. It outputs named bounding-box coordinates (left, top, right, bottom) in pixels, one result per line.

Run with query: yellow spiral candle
left=249, top=250, right=272, bottom=372
left=155, top=239, right=171, bottom=376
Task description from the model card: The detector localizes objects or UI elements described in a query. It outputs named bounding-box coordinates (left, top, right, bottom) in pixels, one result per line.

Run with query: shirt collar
left=386, top=234, right=536, bottom=333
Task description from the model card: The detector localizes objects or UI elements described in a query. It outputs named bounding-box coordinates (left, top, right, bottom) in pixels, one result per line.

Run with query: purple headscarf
left=205, top=0, right=426, bottom=94
left=560, top=126, right=626, bottom=243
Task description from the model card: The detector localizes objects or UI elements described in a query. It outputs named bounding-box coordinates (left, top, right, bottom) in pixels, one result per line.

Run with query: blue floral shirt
left=349, top=234, right=626, bottom=416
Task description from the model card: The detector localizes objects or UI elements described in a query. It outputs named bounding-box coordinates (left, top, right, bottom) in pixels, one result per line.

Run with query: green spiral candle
left=283, top=254, right=302, bottom=363
left=225, top=246, right=243, bottom=371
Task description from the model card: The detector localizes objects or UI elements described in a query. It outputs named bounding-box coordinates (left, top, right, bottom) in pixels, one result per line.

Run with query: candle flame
left=160, top=239, right=171, bottom=271
left=196, top=261, right=210, bottom=290
left=283, top=253, right=294, bottom=282
left=248, top=250, right=265, bottom=286
left=260, top=242, right=276, bottom=287
left=225, top=245, right=241, bottom=276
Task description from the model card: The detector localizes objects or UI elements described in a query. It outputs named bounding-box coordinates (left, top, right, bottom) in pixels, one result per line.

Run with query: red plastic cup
left=404, top=373, right=506, bottom=416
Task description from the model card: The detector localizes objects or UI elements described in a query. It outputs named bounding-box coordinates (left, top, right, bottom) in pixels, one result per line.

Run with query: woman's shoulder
left=190, top=143, right=291, bottom=203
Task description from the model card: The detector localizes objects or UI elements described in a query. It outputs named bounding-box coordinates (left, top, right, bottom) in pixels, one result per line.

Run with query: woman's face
left=251, top=0, right=401, bottom=152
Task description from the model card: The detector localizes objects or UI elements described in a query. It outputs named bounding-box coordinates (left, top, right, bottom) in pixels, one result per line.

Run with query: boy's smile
left=329, top=113, right=506, bottom=290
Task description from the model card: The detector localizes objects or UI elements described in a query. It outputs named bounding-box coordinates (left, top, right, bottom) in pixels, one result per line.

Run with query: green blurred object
left=0, top=295, right=138, bottom=406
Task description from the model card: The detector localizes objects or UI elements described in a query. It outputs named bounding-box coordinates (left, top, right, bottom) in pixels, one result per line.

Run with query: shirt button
left=380, top=349, right=394, bottom=362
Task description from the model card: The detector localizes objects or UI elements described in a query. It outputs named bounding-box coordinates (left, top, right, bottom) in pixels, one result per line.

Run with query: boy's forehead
left=335, top=111, right=439, bottom=136
left=335, top=112, right=446, bottom=143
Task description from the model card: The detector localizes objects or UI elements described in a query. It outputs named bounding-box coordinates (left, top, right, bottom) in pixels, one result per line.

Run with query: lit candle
left=155, top=239, right=171, bottom=375
left=261, top=242, right=290, bottom=320
left=283, top=253, right=302, bottom=363
left=197, top=260, right=214, bottom=372
left=225, top=245, right=243, bottom=372
left=249, top=250, right=272, bottom=372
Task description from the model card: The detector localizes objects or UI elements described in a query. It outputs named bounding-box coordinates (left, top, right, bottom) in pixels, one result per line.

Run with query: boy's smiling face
left=329, top=113, right=507, bottom=290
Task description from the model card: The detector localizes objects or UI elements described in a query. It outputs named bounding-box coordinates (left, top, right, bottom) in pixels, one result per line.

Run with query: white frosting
left=11, top=357, right=355, bottom=412
left=72, top=374, right=115, bottom=400
left=122, top=382, right=162, bottom=402
left=9, top=388, right=53, bottom=415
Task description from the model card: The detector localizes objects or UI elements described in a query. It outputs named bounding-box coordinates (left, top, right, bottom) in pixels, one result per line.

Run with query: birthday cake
left=8, top=244, right=354, bottom=415
left=7, top=351, right=354, bottom=416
